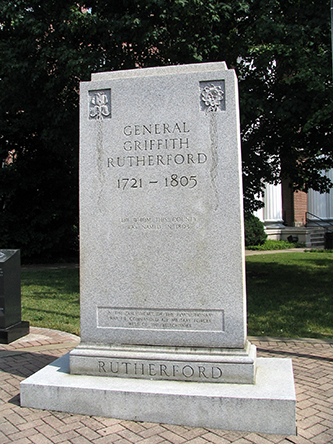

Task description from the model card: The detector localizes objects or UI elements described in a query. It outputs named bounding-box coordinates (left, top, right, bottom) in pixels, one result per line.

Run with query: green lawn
left=246, top=251, right=333, bottom=339
left=21, top=269, right=80, bottom=335
left=21, top=251, right=333, bottom=339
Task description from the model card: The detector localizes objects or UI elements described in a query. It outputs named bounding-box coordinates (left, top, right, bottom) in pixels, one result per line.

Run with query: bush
left=247, top=240, right=305, bottom=251
left=244, top=214, right=267, bottom=246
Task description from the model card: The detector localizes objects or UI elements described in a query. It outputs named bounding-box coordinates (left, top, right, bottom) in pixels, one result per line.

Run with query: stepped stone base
left=20, top=353, right=296, bottom=435
left=69, top=341, right=257, bottom=384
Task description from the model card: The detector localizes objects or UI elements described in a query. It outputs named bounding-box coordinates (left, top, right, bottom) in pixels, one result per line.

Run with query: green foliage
left=244, top=214, right=267, bottom=246
left=247, top=239, right=305, bottom=250
left=239, top=0, right=333, bottom=211
left=0, top=1, right=88, bottom=260
left=0, top=0, right=332, bottom=258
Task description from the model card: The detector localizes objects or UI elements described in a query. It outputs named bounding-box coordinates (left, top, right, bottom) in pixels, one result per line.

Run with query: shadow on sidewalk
left=257, top=346, right=333, bottom=362
left=0, top=350, right=62, bottom=378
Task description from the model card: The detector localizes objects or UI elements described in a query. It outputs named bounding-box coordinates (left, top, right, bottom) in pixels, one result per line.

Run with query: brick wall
left=282, top=180, right=308, bottom=227
left=293, top=190, right=307, bottom=227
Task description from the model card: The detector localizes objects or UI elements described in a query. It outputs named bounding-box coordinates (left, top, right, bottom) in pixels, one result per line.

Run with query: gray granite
left=21, top=354, right=296, bottom=435
left=70, top=341, right=257, bottom=384
left=77, top=62, right=246, bottom=350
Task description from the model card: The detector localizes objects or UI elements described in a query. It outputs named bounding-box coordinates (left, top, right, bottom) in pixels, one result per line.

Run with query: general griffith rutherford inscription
left=107, top=121, right=208, bottom=192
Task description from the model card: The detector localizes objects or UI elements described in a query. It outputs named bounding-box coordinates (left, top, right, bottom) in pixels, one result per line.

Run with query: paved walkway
left=1, top=328, right=333, bottom=444
left=245, top=248, right=314, bottom=256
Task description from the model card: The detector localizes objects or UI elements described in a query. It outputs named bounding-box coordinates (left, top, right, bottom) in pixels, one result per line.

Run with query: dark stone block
left=0, top=250, right=29, bottom=343
left=0, top=321, right=30, bottom=344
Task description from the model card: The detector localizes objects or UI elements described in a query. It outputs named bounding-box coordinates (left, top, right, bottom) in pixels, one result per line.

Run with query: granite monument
left=21, top=62, right=296, bottom=435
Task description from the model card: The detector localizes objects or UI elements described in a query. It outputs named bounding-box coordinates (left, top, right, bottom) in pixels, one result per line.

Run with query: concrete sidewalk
left=1, top=328, right=333, bottom=444
left=245, top=248, right=313, bottom=256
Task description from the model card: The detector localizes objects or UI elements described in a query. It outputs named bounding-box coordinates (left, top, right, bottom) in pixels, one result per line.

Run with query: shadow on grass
left=24, top=307, right=80, bottom=319
left=21, top=268, right=80, bottom=334
left=246, top=253, right=333, bottom=339
left=21, top=269, right=79, bottom=297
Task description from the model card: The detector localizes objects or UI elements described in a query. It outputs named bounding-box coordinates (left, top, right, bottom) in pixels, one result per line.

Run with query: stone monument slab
left=70, top=61, right=256, bottom=381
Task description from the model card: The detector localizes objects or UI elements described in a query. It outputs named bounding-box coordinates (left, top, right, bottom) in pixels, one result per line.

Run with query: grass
left=21, top=269, right=80, bottom=335
left=246, top=251, right=333, bottom=339
left=21, top=251, right=333, bottom=339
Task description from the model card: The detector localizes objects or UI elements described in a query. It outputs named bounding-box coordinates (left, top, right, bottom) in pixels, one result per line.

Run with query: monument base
left=0, top=321, right=30, bottom=344
left=20, top=353, right=296, bottom=435
left=69, top=341, right=257, bottom=384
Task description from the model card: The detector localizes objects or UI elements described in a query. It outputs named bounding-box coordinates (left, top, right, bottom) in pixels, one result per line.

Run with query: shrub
left=247, top=240, right=305, bottom=251
left=244, top=214, right=267, bottom=246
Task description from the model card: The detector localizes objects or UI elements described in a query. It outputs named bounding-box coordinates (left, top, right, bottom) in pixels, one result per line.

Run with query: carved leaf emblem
left=89, top=92, right=110, bottom=119
left=201, top=85, right=224, bottom=112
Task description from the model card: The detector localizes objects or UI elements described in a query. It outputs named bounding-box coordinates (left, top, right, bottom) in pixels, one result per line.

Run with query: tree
left=0, top=1, right=94, bottom=260
left=87, top=0, right=333, bottom=211
left=0, top=0, right=332, bottom=260
left=239, top=0, right=333, bottom=211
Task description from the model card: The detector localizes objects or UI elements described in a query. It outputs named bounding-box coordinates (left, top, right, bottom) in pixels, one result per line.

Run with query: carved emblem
left=201, top=84, right=224, bottom=112
left=199, top=80, right=225, bottom=209
left=89, top=90, right=111, bottom=119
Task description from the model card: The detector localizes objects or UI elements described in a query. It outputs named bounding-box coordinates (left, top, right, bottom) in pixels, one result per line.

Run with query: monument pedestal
left=21, top=353, right=296, bottom=435
left=70, top=341, right=257, bottom=384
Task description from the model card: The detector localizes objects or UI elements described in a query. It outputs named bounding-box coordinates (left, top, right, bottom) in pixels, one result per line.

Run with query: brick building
left=255, top=170, right=333, bottom=247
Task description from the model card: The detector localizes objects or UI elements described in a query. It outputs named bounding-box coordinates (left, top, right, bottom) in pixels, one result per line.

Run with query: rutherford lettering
left=97, top=359, right=223, bottom=381
left=107, top=153, right=207, bottom=168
